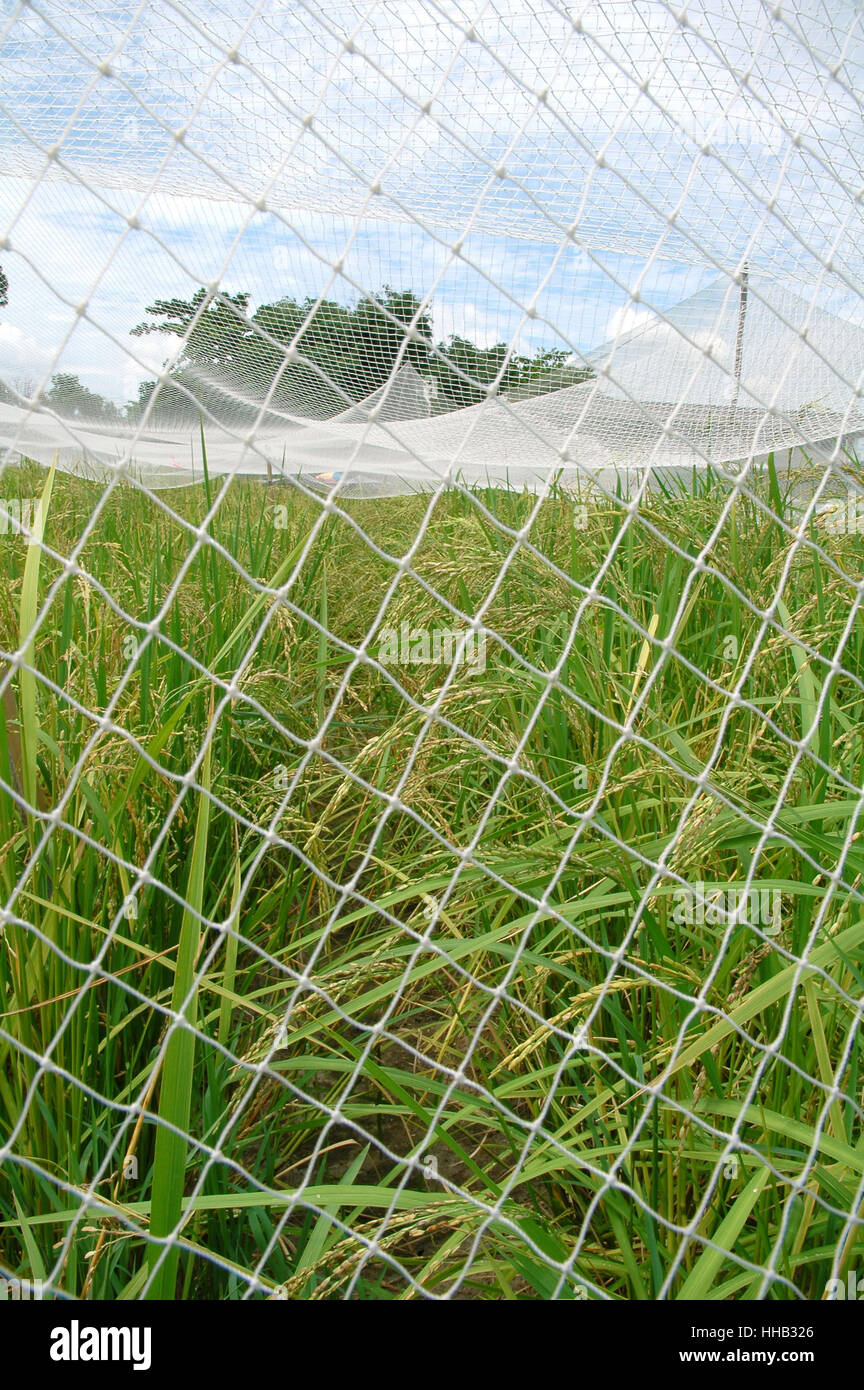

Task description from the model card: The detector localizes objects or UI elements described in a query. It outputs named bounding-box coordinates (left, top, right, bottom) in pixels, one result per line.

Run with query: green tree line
left=2, top=281, right=592, bottom=423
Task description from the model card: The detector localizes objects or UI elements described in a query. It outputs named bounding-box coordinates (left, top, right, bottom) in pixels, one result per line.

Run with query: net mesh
left=1, top=0, right=863, bottom=1302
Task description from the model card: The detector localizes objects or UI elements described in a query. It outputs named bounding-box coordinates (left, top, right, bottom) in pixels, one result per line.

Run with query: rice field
left=1, top=457, right=863, bottom=1300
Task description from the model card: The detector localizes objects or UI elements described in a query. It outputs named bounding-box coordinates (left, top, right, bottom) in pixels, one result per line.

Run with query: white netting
left=1, top=0, right=864, bottom=1302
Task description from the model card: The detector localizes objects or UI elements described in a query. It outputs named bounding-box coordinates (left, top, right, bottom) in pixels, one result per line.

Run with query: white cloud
left=0, top=320, right=56, bottom=383
left=604, top=304, right=656, bottom=342
left=433, top=299, right=503, bottom=348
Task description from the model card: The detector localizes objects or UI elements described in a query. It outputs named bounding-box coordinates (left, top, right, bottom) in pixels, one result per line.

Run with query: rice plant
left=1, top=459, right=863, bottom=1300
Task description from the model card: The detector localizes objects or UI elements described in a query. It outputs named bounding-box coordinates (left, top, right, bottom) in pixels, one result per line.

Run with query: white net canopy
left=1, top=0, right=864, bottom=1304
left=1, top=0, right=863, bottom=490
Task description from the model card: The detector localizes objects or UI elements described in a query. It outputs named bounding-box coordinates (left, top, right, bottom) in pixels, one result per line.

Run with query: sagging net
left=0, top=0, right=863, bottom=1301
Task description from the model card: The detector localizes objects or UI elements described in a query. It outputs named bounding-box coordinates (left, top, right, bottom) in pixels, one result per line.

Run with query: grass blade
left=676, top=1165, right=771, bottom=1299
left=146, top=696, right=214, bottom=1299
left=18, top=459, right=56, bottom=818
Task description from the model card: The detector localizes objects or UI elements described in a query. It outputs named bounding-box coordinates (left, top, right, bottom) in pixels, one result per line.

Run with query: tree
left=0, top=264, right=7, bottom=309
left=42, top=373, right=120, bottom=422
left=427, top=340, right=592, bottom=410
left=125, top=377, right=157, bottom=423
left=251, top=287, right=434, bottom=414
left=129, top=282, right=590, bottom=422
left=250, top=295, right=362, bottom=415
left=130, top=287, right=254, bottom=421
left=131, top=287, right=252, bottom=368
left=130, top=285, right=436, bottom=422
left=350, top=287, right=433, bottom=382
